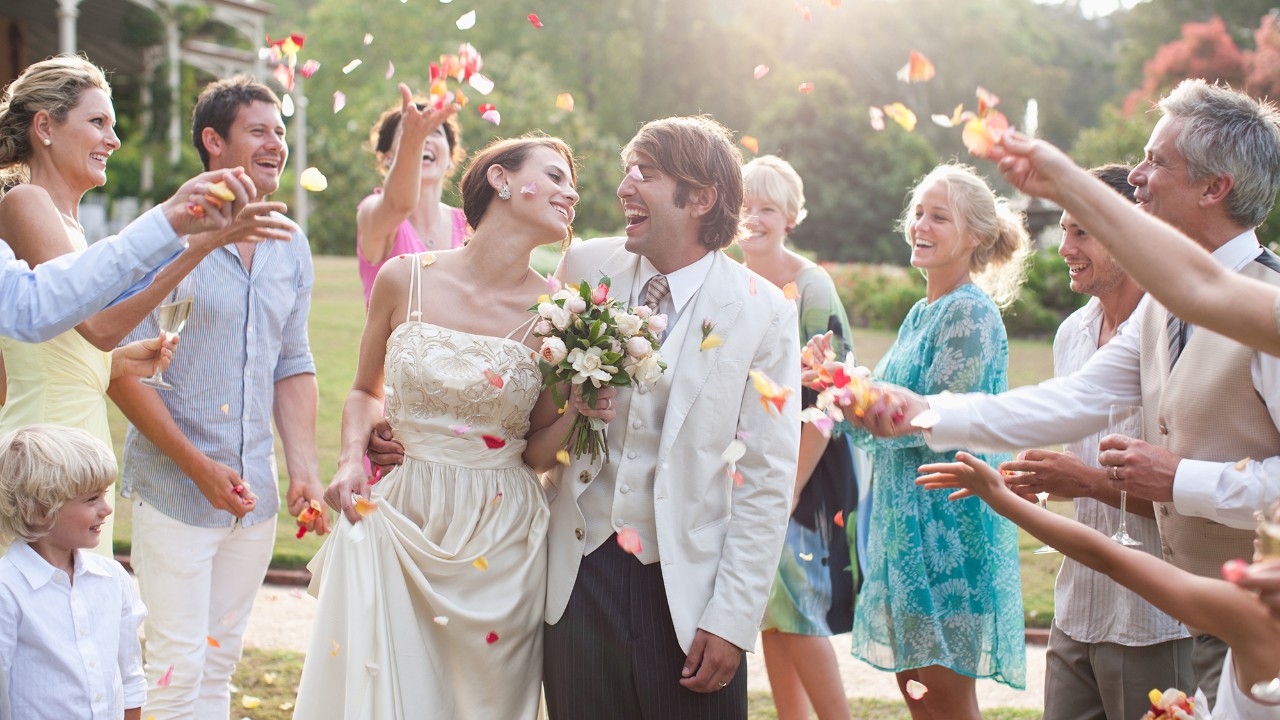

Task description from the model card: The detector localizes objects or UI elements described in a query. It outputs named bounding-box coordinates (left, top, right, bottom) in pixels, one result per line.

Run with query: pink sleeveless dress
left=356, top=191, right=469, bottom=304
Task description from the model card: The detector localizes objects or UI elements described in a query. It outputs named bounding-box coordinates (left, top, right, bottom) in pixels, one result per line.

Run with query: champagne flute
left=1033, top=491, right=1059, bottom=555
left=140, top=274, right=196, bottom=390
left=1107, top=404, right=1143, bottom=547
left=1252, top=500, right=1280, bottom=701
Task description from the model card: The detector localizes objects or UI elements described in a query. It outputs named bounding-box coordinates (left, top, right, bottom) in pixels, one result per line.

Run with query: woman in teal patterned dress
left=850, top=164, right=1029, bottom=718
left=741, top=156, right=857, bottom=720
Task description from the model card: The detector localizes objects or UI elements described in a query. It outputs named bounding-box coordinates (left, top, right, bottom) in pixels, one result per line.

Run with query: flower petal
left=556, top=93, right=575, bottom=112
left=869, top=106, right=886, bottom=131
left=700, top=334, right=723, bottom=352
left=456, top=10, right=476, bottom=29
left=354, top=497, right=378, bottom=517
left=617, top=528, right=643, bottom=555
left=798, top=82, right=814, bottom=94
left=473, top=556, right=489, bottom=570
left=333, top=91, right=347, bottom=113
left=300, top=167, right=328, bottom=192
left=556, top=449, right=571, bottom=465
left=482, top=109, right=501, bottom=125
left=299, top=59, right=320, bottom=78
left=281, top=94, right=295, bottom=117
left=486, top=631, right=499, bottom=644
left=385, top=60, right=395, bottom=79
left=522, top=181, right=538, bottom=196
left=740, top=135, right=759, bottom=155
left=484, top=369, right=504, bottom=388
left=961, top=110, right=1009, bottom=158
left=528, top=13, right=543, bottom=28
left=906, top=679, right=928, bottom=700
left=782, top=281, right=799, bottom=300
left=753, top=64, right=770, bottom=80
left=883, top=102, right=917, bottom=131
left=834, top=510, right=845, bottom=527
left=628, top=165, right=644, bottom=181
left=158, top=665, right=174, bottom=688
left=342, top=59, right=362, bottom=74
left=469, top=73, right=495, bottom=95
left=482, top=435, right=506, bottom=449
left=896, top=50, right=936, bottom=83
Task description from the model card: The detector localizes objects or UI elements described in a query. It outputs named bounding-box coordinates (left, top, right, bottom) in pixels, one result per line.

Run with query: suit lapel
left=657, top=252, right=745, bottom=461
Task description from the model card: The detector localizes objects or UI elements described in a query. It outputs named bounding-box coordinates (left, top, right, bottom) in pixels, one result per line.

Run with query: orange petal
left=556, top=93, right=575, bottom=112
left=976, top=85, right=1000, bottom=113
left=484, top=369, right=504, bottom=389
left=555, top=449, right=571, bottom=465
left=473, top=556, right=489, bottom=571
left=354, top=497, right=378, bottom=517
left=1235, top=457, right=1252, bottom=471
left=782, top=281, right=800, bottom=300
left=834, top=510, right=845, bottom=528
left=740, top=135, right=759, bottom=155
left=896, top=50, right=936, bottom=83
left=207, top=636, right=221, bottom=648
left=962, top=110, right=1009, bottom=158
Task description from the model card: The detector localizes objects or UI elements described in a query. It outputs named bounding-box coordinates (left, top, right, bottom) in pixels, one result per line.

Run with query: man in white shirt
left=0, top=168, right=261, bottom=342
left=856, top=79, right=1280, bottom=711
left=1001, top=164, right=1192, bottom=720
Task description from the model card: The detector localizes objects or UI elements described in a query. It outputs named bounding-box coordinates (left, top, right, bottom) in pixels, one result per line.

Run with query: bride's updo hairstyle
left=459, top=133, right=577, bottom=237
left=0, top=55, right=111, bottom=189
left=899, top=163, right=1031, bottom=308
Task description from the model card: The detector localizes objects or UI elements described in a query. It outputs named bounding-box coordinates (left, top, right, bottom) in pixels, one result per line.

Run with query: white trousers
left=131, top=498, right=275, bottom=720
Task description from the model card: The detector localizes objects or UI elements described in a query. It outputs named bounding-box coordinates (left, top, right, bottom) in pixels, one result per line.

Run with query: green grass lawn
left=106, top=254, right=1064, bottom=626
left=231, top=648, right=1043, bottom=720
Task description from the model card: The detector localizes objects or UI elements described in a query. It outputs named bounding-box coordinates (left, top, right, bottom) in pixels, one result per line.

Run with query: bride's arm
left=324, top=258, right=406, bottom=523
left=523, top=384, right=616, bottom=473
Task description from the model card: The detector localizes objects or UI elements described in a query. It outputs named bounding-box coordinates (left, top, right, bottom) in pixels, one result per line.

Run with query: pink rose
left=591, top=282, right=610, bottom=305
left=566, top=295, right=587, bottom=314
left=647, top=313, right=668, bottom=334
left=626, top=336, right=652, bottom=358
left=633, top=305, right=654, bottom=319
left=539, top=337, right=568, bottom=365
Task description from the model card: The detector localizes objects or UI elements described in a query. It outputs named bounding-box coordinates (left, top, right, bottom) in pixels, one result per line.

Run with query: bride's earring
left=42, top=138, right=52, bottom=146
left=498, top=185, right=511, bottom=200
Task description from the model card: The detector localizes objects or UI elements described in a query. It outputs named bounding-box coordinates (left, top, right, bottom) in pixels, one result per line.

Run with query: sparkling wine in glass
left=1258, top=499, right=1280, bottom=561
left=1033, top=492, right=1059, bottom=555
left=1107, top=405, right=1143, bottom=547
left=140, top=275, right=196, bottom=390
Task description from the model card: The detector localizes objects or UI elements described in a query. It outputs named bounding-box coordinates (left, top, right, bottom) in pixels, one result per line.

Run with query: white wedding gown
left=294, top=261, right=548, bottom=719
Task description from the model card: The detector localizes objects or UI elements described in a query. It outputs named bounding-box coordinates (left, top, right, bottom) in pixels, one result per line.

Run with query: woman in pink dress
left=356, top=84, right=469, bottom=303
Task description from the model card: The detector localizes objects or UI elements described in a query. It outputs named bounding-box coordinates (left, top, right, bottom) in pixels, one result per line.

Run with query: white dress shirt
left=1051, top=297, right=1188, bottom=645
left=0, top=206, right=183, bottom=343
left=637, top=251, right=715, bottom=340
left=926, top=231, right=1280, bottom=530
left=0, top=543, right=147, bottom=720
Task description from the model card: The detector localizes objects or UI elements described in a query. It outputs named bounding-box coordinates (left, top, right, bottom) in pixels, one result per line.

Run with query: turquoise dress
left=849, top=283, right=1025, bottom=689
left=762, top=265, right=858, bottom=636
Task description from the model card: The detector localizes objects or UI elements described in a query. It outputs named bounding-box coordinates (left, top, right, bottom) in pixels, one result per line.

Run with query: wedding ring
left=604, top=398, right=613, bottom=411
left=718, top=681, right=728, bottom=688
left=1111, top=466, right=1121, bottom=481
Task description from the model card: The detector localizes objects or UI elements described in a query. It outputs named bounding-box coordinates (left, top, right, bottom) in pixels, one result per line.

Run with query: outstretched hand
left=161, top=168, right=257, bottom=236
left=917, top=451, right=1008, bottom=501
left=982, top=129, right=1080, bottom=206
left=396, top=82, right=461, bottom=148
left=186, top=200, right=295, bottom=253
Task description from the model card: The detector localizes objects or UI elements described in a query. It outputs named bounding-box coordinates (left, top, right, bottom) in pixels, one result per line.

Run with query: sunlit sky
left=1035, top=0, right=1146, bottom=19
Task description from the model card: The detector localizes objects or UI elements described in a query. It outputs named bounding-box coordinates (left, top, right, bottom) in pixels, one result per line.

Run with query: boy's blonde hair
left=0, top=425, right=116, bottom=544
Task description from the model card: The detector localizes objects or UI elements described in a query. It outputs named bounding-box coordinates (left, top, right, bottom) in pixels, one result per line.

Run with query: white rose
left=539, top=337, right=568, bottom=365
left=566, top=295, right=587, bottom=314
left=633, top=305, right=654, bottom=319
left=534, top=318, right=553, bottom=336
left=633, top=354, right=664, bottom=386
left=551, top=288, right=576, bottom=303
left=567, top=346, right=617, bottom=387
left=614, top=312, right=642, bottom=337
left=609, top=337, right=622, bottom=354
left=539, top=303, right=572, bottom=331
left=647, top=313, right=668, bottom=334
left=626, top=335, right=652, bottom=358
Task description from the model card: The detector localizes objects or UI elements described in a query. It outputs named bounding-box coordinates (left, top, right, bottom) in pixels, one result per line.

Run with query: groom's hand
left=366, top=420, right=405, bottom=471
left=679, top=629, right=741, bottom=693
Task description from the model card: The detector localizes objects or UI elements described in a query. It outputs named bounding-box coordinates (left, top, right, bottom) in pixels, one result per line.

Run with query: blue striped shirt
left=120, top=215, right=315, bottom=528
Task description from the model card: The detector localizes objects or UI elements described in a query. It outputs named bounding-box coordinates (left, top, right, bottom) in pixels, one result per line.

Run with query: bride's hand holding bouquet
left=532, top=277, right=668, bottom=462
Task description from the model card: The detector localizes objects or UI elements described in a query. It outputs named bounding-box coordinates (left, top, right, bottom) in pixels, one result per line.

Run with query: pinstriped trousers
left=543, top=537, right=748, bottom=719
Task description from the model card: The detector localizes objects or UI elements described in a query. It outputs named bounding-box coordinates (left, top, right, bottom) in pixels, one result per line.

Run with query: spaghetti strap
left=404, top=252, right=429, bottom=324
left=504, top=314, right=539, bottom=343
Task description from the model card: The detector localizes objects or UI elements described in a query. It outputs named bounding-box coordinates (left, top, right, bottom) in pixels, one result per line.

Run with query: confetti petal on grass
left=906, top=679, right=928, bottom=700
left=158, top=665, right=174, bottom=688
left=281, top=94, right=295, bottom=117
left=896, top=50, right=936, bottom=83
left=782, top=281, right=799, bottom=300
left=242, top=696, right=262, bottom=709
left=555, top=450, right=570, bottom=465
left=521, top=181, right=538, bottom=196
left=528, top=13, right=543, bottom=28
left=261, top=671, right=277, bottom=685
left=1235, top=457, right=1252, bottom=471
left=469, top=73, right=494, bottom=95
left=869, top=106, right=886, bottom=131
left=333, top=91, right=346, bottom=113
left=753, top=64, right=770, bottom=79
left=1222, top=559, right=1249, bottom=582
left=456, top=10, right=476, bottom=29
left=386, top=61, right=395, bottom=79
left=740, top=136, right=759, bottom=155
left=299, top=59, right=320, bottom=78
left=482, top=435, right=506, bottom=449
left=342, top=59, right=362, bottom=74
left=798, top=82, right=814, bottom=94
left=617, top=528, right=643, bottom=555
left=556, top=93, right=575, bottom=112
left=300, top=167, right=328, bottom=191
left=486, top=631, right=499, bottom=644
left=280, top=702, right=295, bottom=711
left=473, top=556, right=489, bottom=570
left=883, top=102, right=917, bottom=131
left=961, top=110, right=1009, bottom=157
left=628, top=165, right=644, bottom=181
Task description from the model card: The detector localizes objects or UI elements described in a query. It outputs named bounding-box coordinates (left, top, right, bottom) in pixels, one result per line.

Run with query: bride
left=293, top=127, right=592, bottom=719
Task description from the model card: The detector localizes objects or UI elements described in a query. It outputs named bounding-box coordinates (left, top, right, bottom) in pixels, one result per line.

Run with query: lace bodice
left=384, top=322, right=541, bottom=468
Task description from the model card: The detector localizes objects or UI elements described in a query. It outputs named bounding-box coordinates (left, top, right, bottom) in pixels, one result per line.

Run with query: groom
left=542, top=116, right=801, bottom=718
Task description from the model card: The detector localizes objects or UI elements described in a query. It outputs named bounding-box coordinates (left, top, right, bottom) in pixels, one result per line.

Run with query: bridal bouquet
left=532, top=277, right=668, bottom=463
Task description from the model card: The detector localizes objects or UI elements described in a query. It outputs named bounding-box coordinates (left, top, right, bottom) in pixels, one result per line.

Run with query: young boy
left=0, top=425, right=146, bottom=720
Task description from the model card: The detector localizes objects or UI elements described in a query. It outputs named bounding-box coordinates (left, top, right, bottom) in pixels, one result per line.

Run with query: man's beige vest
left=1138, top=257, right=1280, bottom=578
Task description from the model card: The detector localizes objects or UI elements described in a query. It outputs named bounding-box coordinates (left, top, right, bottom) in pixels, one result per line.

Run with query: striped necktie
left=643, top=274, right=670, bottom=313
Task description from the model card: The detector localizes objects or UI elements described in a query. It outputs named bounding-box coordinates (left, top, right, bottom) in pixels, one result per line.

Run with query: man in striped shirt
left=109, top=76, right=329, bottom=720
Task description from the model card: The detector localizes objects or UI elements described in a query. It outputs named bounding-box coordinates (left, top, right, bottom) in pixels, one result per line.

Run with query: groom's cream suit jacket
left=544, top=237, right=801, bottom=654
